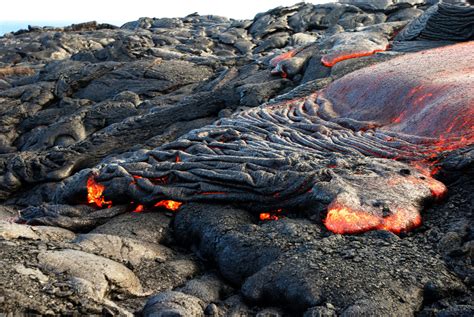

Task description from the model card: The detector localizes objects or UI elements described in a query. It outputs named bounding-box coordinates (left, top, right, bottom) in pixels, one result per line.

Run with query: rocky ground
left=0, top=0, right=473, bottom=316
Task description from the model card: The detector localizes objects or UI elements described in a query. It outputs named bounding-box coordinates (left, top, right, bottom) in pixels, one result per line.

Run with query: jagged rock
left=387, top=7, right=424, bottom=21
left=340, top=0, right=424, bottom=11
left=291, top=33, right=318, bottom=46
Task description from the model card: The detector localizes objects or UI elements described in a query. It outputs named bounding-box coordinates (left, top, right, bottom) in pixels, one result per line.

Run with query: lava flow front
left=325, top=203, right=422, bottom=234
left=154, top=200, right=182, bottom=211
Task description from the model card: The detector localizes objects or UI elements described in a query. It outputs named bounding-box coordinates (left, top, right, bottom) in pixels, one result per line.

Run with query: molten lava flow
left=259, top=208, right=282, bottom=221
left=133, top=204, right=144, bottom=213
left=154, top=200, right=182, bottom=211
left=87, top=176, right=112, bottom=208
left=378, top=208, right=422, bottom=234
left=424, top=177, right=448, bottom=200
left=321, top=48, right=387, bottom=67
left=269, top=49, right=298, bottom=78
left=260, top=213, right=277, bottom=220
left=324, top=203, right=422, bottom=234
left=325, top=205, right=381, bottom=234
left=269, top=50, right=297, bottom=67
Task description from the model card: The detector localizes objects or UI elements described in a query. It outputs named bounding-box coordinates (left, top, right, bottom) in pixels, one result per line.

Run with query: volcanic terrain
left=0, top=0, right=473, bottom=316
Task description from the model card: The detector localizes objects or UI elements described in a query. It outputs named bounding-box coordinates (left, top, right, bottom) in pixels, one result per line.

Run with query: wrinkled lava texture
left=57, top=42, right=473, bottom=234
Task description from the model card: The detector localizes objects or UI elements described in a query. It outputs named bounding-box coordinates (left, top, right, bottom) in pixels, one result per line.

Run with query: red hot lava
left=87, top=176, right=112, bottom=208
left=260, top=208, right=282, bottom=221
left=321, top=48, right=388, bottom=67
left=133, top=204, right=144, bottom=213
left=318, top=42, right=473, bottom=234
left=154, top=200, right=182, bottom=211
left=86, top=175, right=182, bottom=212
left=325, top=202, right=422, bottom=234
left=269, top=49, right=297, bottom=78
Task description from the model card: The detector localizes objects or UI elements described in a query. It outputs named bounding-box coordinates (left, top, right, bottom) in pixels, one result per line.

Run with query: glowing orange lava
left=133, top=204, right=144, bottom=213
left=87, top=176, right=112, bottom=208
left=269, top=50, right=297, bottom=67
left=260, top=213, right=278, bottom=221
left=321, top=48, right=387, bottom=67
left=259, top=208, right=282, bottom=221
left=325, top=205, right=380, bottom=234
left=325, top=203, right=421, bottom=234
left=154, top=200, right=183, bottom=211
left=424, top=177, right=448, bottom=200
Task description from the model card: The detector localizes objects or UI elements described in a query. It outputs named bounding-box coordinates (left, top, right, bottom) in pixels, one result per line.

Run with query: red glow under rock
left=133, top=204, right=144, bottom=213
left=150, top=175, right=169, bottom=185
left=260, top=208, right=282, bottom=221
left=154, top=200, right=183, bottom=211
left=260, top=213, right=279, bottom=221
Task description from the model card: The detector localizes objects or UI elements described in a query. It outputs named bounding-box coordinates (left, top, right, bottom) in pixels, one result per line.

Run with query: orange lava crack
left=321, top=48, right=387, bottom=67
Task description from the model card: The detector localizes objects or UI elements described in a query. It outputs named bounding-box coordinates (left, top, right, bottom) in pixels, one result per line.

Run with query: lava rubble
left=1, top=0, right=473, bottom=316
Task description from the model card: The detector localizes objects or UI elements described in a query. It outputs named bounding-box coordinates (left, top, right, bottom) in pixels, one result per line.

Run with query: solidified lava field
left=1, top=1, right=473, bottom=316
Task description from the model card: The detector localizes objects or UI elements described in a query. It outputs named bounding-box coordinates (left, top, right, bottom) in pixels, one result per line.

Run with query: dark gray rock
left=304, top=306, right=336, bottom=317
left=91, top=211, right=172, bottom=244
left=387, top=7, right=423, bottom=22
left=437, top=305, right=474, bottom=317
left=340, top=0, right=424, bottom=11
left=395, top=3, right=474, bottom=42
left=142, top=291, right=204, bottom=317
left=178, top=274, right=229, bottom=303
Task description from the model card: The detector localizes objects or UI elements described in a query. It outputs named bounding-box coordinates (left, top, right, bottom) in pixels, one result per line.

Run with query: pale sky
left=0, top=0, right=334, bottom=25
